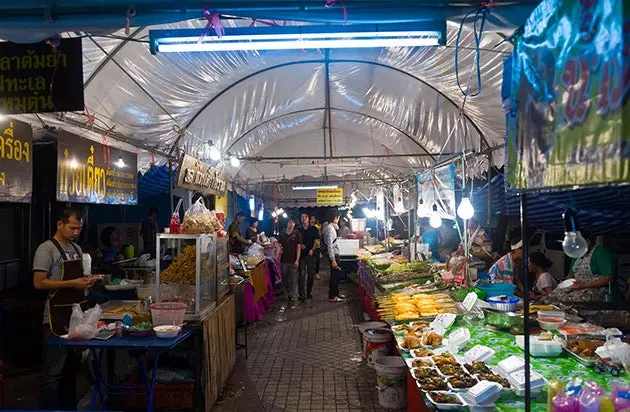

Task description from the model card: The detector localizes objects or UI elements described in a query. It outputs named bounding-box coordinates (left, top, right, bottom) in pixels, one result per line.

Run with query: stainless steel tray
left=100, top=300, right=141, bottom=320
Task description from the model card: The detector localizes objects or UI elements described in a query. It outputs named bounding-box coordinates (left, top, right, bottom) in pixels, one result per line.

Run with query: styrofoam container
left=445, top=328, right=471, bottom=351
left=463, top=345, right=496, bottom=363
left=426, top=391, right=466, bottom=410
left=515, top=336, right=563, bottom=357
left=406, top=357, right=434, bottom=369
left=467, top=381, right=503, bottom=405
left=508, top=370, right=546, bottom=397
left=457, top=393, right=496, bottom=411
left=497, top=356, right=525, bottom=376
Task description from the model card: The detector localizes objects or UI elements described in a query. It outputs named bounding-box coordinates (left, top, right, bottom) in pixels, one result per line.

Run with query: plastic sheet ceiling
left=14, top=17, right=512, bottom=183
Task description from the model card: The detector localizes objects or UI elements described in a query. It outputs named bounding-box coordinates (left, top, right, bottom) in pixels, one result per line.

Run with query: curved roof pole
left=324, top=49, right=333, bottom=160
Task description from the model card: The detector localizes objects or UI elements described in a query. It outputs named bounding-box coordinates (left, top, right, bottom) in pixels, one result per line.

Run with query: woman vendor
left=246, top=218, right=260, bottom=243
left=488, top=236, right=523, bottom=285
left=545, top=231, right=615, bottom=304
left=528, top=252, right=557, bottom=300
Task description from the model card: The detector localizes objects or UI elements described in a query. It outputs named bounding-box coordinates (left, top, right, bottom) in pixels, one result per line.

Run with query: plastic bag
left=181, top=198, right=221, bottom=234
left=68, top=303, right=103, bottom=340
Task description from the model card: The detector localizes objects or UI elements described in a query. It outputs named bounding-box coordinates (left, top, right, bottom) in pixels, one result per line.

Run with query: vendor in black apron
left=33, top=208, right=97, bottom=410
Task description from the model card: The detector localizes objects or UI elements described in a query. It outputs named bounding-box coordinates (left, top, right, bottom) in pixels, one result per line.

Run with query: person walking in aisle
left=310, top=215, right=322, bottom=280
left=323, top=210, right=345, bottom=302
left=278, top=217, right=302, bottom=307
left=298, top=212, right=319, bottom=300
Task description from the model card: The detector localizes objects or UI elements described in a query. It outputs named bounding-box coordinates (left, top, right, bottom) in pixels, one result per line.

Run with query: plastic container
left=515, top=336, right=563, bottom=357
left=509, top=370, right=546, bottom=397
left=538, top=318, right=567, bottom=331
left=487, top=296, right=519, bottom=312
left=82, top=253, right=92, bottom=276
left=464, top=345, right=496, bottom=363
left=497, top=356, right=525, bottom=376
left=538, top=310, right=565, bottom=320
left=426, top=391, right=466, bottom=410
left=374, top=356, right=407, bottom=410
left=357, top=321, right=388, bottom=361
left=467, top=381, right=503, bottom=405
left=475, top=283, right=516, bottom=299
left=154, top=325, right=182, bottom=338
left=362, top=328, right=393, bottom=368
left=150, top=302, right=187, bottom=326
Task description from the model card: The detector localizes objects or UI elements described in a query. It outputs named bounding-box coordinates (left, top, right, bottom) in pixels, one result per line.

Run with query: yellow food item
left=161, top=245, right=196, bottom=284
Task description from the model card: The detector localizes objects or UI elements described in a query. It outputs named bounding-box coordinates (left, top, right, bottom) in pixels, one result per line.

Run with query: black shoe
left=306, top=294, right=313, bottom=299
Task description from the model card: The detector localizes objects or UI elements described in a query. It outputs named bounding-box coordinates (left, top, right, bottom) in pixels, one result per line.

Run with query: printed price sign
left=316, top=188, right=344, bottom=205
left=0, top=118, right=32, bottom=202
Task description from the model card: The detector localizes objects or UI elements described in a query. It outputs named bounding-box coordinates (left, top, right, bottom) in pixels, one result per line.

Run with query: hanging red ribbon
left=199, top=6, right=225, bottom=42
left=325, top=0, right=348, bottom=24
left=83, top=106, right=95, bottom=127
left=45, top=37, right=61, bottom=97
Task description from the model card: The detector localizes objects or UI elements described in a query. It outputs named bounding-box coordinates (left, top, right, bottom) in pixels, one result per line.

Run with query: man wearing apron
left=33, top=208, right=97, bottom=410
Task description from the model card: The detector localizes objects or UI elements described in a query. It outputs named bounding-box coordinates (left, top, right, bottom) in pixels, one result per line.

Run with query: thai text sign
left=57, top=131, right=138, bottom=205
left=0, top=118, right=32, bottom=203
left=506, top=0, right=630, bottom=190
left=316, top=188, right=344, bottom=205
left=176, top=154, right=227, bottom=196
left=0, top=37, right=84, bottom=114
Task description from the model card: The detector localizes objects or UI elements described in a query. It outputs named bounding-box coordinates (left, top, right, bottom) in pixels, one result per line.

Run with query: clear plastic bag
left=68, top=303, right=103, bottom=340
left=181, top=198, right=221, bottom=234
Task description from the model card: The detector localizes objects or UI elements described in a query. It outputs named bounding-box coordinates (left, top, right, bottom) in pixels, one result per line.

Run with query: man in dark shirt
left=297, top=212, right=320, bottom=300
left=278, top=217, right=302, bottom=306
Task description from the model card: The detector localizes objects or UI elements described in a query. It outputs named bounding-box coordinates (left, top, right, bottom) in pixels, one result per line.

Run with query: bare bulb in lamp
left=209, top=145, right=221, bottom=161
left=562, top=208, right=588, bottom=258
left=457, top=197, right=474, bottom=220
left=282, top=212, right=288, bottom=219
left=230, top=155, right=240, bottom=167
left=429, top=214, right=442, bottom=228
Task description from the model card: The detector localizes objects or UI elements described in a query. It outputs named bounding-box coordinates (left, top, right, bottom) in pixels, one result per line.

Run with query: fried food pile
left=161, top=245, right=196, bottom=284
left=377, top=293, right=458, bottom=321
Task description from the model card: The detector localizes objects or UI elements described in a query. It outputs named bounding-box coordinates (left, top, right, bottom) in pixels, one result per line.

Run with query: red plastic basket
left=150, top=302, right=187, bottom=326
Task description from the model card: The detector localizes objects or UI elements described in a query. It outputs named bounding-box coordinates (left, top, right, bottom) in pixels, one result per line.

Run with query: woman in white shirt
left=529, top=252, right=557, bottom=299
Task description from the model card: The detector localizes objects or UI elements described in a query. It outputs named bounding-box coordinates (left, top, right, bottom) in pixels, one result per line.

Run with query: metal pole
left=324, top=49, right=333, bottom=159
left=487, top=155, right=492, bottom=225
left=520, top=193, right=531, bottom=411
left=168, top=159, right=174, bottom=213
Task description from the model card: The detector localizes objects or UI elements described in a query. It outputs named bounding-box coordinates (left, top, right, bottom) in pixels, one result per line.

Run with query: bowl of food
left=153, top=325, right=182, bottom=338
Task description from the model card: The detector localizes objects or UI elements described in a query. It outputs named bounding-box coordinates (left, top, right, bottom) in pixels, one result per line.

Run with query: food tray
left=415, top=376, right=449, bottom=392
left=100, top=300, right=142, bottom=320
left=406, top=357, right=434, bottom=369
left=426, top=391, right=466, bottom=410
left=446, top=375, right=479, bottom=392
left=563, top=346, right=596, bottom=366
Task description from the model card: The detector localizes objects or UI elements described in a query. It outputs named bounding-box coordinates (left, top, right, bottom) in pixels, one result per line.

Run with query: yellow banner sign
left=316, top=188, right=343, bottom=205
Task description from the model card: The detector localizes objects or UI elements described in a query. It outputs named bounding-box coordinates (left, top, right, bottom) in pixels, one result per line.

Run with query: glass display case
left=156, top=234, right=217, bottom=318
left=216, top=236, right=230, bottom=300
left=216, top=236, right=228, bottom=267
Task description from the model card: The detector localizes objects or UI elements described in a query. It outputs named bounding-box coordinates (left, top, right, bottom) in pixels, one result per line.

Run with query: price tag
left=462, top=292, right=478, bottom=312
left=430, top=313, right=457, bottom=330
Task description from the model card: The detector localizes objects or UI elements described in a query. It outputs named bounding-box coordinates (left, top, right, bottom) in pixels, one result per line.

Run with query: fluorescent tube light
left=149, top=23, right=446, bottom=54
left=292, top=185, right=339, bottom=191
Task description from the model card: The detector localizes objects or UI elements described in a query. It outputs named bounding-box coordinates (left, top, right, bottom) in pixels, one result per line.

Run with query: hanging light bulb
left=282, top=212, right=288, bottom=219
left=271, top=211, right=277, bottom=218
left=258, top=206, right=264, bottom=221
left=249, top=196, right=255, bottom=212
left=69, top=158, right=79, bottom=169
left=457, top=197, right=475, bottom=220
left=562, top=208, right=589, bottom=258
left=230, top=154, right=240, bottom=167
left=430, top=204, right=442, bottom=228
left=209, top=143, right=221, bottom=161
left=115, top=156, right=126, bottom=168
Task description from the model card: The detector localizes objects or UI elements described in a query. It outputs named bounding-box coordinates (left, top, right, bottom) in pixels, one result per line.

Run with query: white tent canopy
left=11, top=16, right=512, bottom=189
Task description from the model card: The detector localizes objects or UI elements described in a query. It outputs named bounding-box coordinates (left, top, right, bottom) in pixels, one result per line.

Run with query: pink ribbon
left=45, top=37, right=61, bottom=98
left=249, top=19, right=287, bottom=27
left=200, top=6, right=225, bottom=42
left=83, top=106, right=95, bottom=127
left=325, top=0, right=348, bottom=24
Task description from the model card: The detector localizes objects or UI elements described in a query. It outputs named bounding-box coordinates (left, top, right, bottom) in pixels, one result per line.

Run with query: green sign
left=506, top=0, right=630, bottom=190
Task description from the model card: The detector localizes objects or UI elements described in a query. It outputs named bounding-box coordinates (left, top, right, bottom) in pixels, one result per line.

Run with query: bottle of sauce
left=169, top=212, right=181, bottom=234
left=548, top=378, right=566, bottom=411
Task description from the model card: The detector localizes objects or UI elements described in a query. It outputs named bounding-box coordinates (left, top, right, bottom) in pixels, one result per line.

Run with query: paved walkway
left=213, top=269, right=388, bottom=412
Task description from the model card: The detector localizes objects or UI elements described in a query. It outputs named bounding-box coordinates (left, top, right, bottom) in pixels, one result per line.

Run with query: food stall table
left=46, top=329, right=193, bottom=412
left=398, top=321, right=617, bottom=411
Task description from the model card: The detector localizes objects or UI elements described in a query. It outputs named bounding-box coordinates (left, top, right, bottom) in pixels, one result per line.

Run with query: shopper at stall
left=420, top=219, right=441, bottom=260
left=229, top=211, right=252, bottom=254
left=311, top=215, right=322, bottom=280
left=278, top=217, right=302, bottom=306
left=545, top=231, right=615, bottom=304
left=337, top=218, right=351, bottom=238
left=246, top=218, right=260, bottom=243
left=298, top=212, right=319, bottom=300
left=458, top=218, right=494, bottom=265
left=142, top=206, right=160, bottom=258
left=529, top=252, right=557, bottom=299
left=324, top=210, right=345, bottom=302
left=488, top=236, right=523, bottom=284
left=33, top=208, right=98, bottom=410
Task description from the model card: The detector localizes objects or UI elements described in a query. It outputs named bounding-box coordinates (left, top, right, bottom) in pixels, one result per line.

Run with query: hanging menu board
left=56, top=131, right=138, bottom=205
left=0, top=118, right=32, bottom=203
left=506, top=0, right=629, bottom=190
left=176, top=154, right=227, bottom=196
left=0, top=37, right=84, bottom=114
left=316, top=188, right=344, bottom=205
left=417, top=164, right=456, bottom=219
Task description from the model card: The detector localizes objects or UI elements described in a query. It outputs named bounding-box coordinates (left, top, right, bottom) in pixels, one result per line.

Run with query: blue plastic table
left=46, top=329, right=193, bottom=412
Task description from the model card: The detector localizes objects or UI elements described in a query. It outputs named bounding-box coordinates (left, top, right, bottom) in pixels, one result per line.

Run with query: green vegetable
left=472, top=287, right=487, bottom=300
